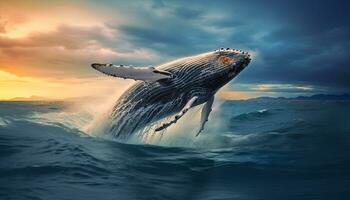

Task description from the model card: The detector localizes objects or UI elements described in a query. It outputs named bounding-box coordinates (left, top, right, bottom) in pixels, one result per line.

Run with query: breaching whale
left=91, top=48, right=251, bottom=138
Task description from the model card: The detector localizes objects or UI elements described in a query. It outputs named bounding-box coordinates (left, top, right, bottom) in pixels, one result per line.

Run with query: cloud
left=0, top=21, right=6, bottom=33
left=0, top=1, right=163, bottom=78
left=1, top=0, right=350, bottom=98
left=0, top=24, right=110, bottom=49
left=0, top=23, right=160, bottom=78
left=102, top=0, right=350, bottom=93
left=0, top=13, right=28, bottom=34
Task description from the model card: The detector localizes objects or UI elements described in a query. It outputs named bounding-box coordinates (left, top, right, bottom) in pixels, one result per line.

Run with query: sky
left=0, top=0, right=349, bottom=100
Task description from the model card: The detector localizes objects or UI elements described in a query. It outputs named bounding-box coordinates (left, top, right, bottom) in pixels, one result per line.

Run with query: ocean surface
left=0, top=99, right=349, bottom=200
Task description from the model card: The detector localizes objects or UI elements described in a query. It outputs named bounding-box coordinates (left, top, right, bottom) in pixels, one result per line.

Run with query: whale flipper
left=155, top=96, right=198, bottom=132
left=91, top=63, right=173, bottom=82
left=196, top=96, right=214, bottom=136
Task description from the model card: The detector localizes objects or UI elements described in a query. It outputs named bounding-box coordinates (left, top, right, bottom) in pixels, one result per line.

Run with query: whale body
left=91, top=48, right=251, bottom=138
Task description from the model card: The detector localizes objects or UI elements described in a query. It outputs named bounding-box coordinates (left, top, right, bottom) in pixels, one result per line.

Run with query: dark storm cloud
left=103, top=0, right=350, bottom=93
left=117, top=24, right=215, bottom=57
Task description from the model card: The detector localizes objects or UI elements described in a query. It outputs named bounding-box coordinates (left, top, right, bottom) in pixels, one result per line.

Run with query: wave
left=0, top=117, right=11, bottom=127
left=21, top=107, right=293, bottom=150
left=0, top=101, right=316, bottom=152
left=231, top=109, right=271, bottom=121
left=1, top=100, right=349, bottom=200
left=28, top=111, right=93, bottom=132
left=267, top=119, right=311, bottom=134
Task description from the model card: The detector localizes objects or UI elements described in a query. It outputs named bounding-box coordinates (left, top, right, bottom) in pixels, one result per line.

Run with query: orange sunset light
left=0, top=1, right=121, bottom=100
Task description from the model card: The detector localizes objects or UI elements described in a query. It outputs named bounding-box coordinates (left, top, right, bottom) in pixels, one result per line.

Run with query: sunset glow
left=0, top=70, right=134, bottom=101
left=0, top=1, right=123, bottom=100
left=1, top=1, right=347, bottom=101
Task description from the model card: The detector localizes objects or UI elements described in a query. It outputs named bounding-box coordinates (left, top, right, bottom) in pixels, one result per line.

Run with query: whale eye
left=218, top=56, right=233, bottom=65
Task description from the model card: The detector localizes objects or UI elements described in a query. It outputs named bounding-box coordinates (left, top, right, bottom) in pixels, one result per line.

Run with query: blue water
left=0, top=99, right=349, bottom=200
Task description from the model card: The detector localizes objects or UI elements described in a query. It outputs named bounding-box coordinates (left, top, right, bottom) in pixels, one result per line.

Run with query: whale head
left=196, top=48, right=251, bottom=91
left=213, top=47, right=250, bottom=77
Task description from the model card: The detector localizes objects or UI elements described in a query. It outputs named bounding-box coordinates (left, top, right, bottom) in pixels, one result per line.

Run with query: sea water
left=0, top=99, right=349, bottom=200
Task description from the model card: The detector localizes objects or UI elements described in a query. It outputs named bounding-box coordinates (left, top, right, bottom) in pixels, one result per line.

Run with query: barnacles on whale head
left=214, top=47, right=250, bottom=57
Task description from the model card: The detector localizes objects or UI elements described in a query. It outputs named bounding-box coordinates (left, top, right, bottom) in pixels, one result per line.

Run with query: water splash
left=0, top=117, right=10, bottom=127
left=19, top=95, right=275, bottom=150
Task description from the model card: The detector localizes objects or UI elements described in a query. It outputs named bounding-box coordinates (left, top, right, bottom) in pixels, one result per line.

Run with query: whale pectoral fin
left=196, top=96, right=214, bottom=137
left=91, top=63, right=173, bottom=82
left=155, top=96, right=198, bottom=132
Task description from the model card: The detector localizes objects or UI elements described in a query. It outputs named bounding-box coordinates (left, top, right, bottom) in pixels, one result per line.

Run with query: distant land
left=251, top=93, right=350, bottom=101
left=2, top=95, right=101, bottom=102
left=6, top=95, right=56, bottom=102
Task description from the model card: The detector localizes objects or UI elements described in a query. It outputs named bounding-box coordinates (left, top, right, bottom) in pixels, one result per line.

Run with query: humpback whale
left=91, top=48, right=251, bottom=138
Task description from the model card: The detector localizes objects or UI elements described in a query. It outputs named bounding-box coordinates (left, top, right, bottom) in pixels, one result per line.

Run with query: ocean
left=0, top=99, right=349, bottom=200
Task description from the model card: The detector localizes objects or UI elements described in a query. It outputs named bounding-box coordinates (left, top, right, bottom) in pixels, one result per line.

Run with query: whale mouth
left=243, top=56, right=251, bottom=67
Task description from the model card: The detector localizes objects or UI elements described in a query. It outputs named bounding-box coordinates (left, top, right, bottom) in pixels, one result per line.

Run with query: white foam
left=0, top=117, right=10, bottom=127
